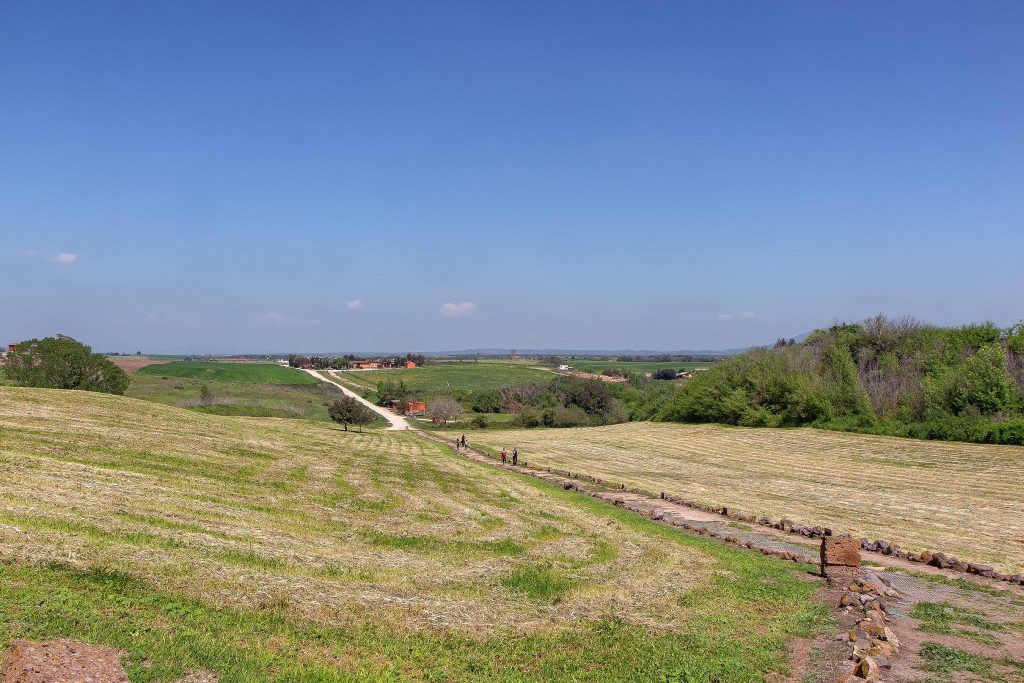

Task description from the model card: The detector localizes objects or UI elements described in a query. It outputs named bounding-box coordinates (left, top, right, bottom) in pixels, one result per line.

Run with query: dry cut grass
left=478, top=422, right=1024, bottom=574
left=0, top=388, right=713, bottom=633
left=0, top=388, right=833, bottom=680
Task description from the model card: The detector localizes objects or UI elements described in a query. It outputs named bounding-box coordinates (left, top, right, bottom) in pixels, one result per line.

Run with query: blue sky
left=2, top=1, right=1022, bottom=353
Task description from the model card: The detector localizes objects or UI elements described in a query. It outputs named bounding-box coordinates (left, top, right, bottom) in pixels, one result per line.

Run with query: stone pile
left=836, top=573, right=901, bottom=682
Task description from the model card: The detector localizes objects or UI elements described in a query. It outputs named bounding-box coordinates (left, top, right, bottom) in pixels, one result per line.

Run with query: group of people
left=455, top=434, right=519, bottom=466
left=500, top=446, right=518, bottom=466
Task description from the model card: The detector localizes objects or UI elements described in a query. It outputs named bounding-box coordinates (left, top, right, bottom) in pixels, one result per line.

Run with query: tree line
left=660, top=316, right=1024, bottom=445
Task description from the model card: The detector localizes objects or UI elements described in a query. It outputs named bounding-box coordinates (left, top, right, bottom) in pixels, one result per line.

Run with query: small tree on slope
left=328, top=396, right=375, bottom=431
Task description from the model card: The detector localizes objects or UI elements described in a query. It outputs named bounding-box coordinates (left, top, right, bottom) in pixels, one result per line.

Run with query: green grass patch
left=125, top=374, right=350, bottom=422
left=0, top=560, right=830, bottom=683
left=502, top=563, right=575, bottom=601
left=137, top=361, right=317, bottom=385
left=912, top=602, right=1005, bottom=646
left=918, top=642, right=996, bottom=679
left=340, top=361, right=551, bottom=395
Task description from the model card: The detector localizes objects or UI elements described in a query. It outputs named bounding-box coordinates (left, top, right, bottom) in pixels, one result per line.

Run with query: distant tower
left=510, top=349, right=518, bottom=360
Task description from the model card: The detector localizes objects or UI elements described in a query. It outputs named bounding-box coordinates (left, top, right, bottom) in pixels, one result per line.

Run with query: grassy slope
left=0, top=387, right=827, bottom=682
left=137, top=361, right=318, bottom=385
left=126, top=374, right=365, bottom=422
left=339, top=361, right=552, bottom=395
left=475, top=422, right=1024, bottom=574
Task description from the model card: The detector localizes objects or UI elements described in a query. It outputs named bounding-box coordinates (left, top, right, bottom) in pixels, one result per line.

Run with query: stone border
left=426, top=433, right=1024, bottom=586
left=836, top=573, right=901, bottom=682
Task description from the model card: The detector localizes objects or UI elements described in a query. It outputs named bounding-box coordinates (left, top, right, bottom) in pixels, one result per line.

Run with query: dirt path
left=298, top=368, right=409, bottom=430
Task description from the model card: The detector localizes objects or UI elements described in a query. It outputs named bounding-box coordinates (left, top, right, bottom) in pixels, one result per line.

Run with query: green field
left=125, top=374, right=382, bottom=423
left=564, top=359, right=715, bottom=374
left=340, top=360, right=552, bottom=395
left=137, top=361, right=317, bottom=385
left=0, top=387, right=829, bottom=681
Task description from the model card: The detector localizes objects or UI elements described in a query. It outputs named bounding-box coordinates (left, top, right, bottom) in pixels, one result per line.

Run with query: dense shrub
left=505, top=376, right=629, bottom=428
left=662, top=316, right=1024, bottom=445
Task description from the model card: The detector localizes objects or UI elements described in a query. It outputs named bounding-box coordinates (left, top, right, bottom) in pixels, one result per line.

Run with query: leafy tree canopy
left=4, top=336, right=129, bottom=395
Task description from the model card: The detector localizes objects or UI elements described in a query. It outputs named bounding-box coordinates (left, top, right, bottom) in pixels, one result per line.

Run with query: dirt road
left=298, top=368, right=409, bottom=430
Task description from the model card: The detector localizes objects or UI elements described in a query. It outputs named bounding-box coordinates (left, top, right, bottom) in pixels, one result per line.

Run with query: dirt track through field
left=298, top=367, right=409, bottom=430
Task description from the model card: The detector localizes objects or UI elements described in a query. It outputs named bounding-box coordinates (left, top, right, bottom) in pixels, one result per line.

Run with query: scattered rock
left=854, top=655, right=881, bottom=681
left=1, top=639, right=129, bottom=683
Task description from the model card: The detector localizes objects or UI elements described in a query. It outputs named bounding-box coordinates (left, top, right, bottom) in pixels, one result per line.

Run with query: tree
left=198, top=384, right=214, bottom=405
left=376, top=380, right=410, bottom=405
left=4, top=336, right=129, bottom=395
left=426, top=396, right=463, bottom=424
left=652, top=368, right=678, bottom=380
left=327, top=396, right=375, bottom=431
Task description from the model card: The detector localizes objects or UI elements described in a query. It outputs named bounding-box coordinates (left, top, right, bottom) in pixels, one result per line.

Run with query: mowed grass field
left=476, top=422, right=1024, bottom=574
left=137, top=361, right=318, bottom=385
left=0, top=387, right=828, bottom=682
left=565, top=360, right=715, bottom=373
left=340, top=360, right=552, bottom=394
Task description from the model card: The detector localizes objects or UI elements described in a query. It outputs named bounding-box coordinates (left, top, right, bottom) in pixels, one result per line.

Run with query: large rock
left=1, top=639, right=129, bottom=683
left=820, top=535, right=861, bottom=575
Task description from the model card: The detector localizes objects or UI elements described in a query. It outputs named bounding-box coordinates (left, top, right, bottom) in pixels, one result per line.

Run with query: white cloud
left=717, top=313, right=733, bottom=321
left=741, top=311, right=756, bottom=320
left=346, top=299, right=363, bottom=310
left=51, top=252, right=78, bottom=265
left=440, top=302, right=478, bottom=318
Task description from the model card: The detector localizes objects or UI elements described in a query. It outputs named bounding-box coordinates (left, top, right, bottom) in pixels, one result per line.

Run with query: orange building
left=405, top=361, right=417, bottom=368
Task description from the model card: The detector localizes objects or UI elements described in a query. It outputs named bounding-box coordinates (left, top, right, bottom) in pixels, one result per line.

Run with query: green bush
left=3, top=336, right=129, bottom=395
left=661, top=316, right=1024, bottom=445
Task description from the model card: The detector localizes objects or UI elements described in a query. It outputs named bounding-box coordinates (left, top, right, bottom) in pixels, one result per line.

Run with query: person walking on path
left=455, top=438, right=460, bottom=451
left=501, top=447, right=507, bottom=464
left=512, top=448, right=518, bottom=466
left=461, top=434, right=467, bottom=448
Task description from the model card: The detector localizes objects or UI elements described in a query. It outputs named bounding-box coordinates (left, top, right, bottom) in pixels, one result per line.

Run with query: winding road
left=298, top=368, right=409, bottom=430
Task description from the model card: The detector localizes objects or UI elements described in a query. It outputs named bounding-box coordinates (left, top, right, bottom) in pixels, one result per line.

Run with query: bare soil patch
left=1, top=639, right=128, bottom=682
left=107, top=356, right=168, bottom=372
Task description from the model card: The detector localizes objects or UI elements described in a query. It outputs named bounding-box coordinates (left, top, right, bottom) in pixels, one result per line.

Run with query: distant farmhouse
left=384, top=400, right=426, bottom=416
left=349, top=359, right=416, bottom=370
left=288, top=354, right=421, bottom=371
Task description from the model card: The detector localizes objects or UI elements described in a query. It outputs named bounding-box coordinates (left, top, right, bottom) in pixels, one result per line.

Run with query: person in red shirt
left=501, top=447, right=507, bottom=464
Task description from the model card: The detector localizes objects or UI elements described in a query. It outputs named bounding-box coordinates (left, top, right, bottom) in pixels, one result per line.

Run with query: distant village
left=286, top=353, right=426, bottom=371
